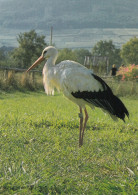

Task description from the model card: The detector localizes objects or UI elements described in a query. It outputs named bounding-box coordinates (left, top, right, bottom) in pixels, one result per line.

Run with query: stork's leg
left=80, top=108, right=89, bottom=146
left=79, top=107, right=83, bottom=147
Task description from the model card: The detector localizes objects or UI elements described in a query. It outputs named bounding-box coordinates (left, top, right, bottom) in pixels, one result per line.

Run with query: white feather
left=43, top=59, right=103, bottom=99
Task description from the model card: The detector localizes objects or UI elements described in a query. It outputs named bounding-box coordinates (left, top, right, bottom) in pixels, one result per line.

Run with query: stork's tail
left=72, top=90, right=129, bottom=122
left=91, top=74, right=129, bottom=121
left=110, top=95, right=129, bottom=121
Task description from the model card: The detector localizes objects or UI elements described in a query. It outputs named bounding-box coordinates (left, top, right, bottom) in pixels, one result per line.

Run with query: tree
left=56, top=48, right=91, bottom=66
left=92, top=40, right=122, bottom=66
left=11, top=30, right=47, bottom=68
left=74, top=49, right=91, bottom=64
left=120, top=37, right=138, bottom=65
left=0, top=49, right=6, bottom=67
left=56, top=48, right=77, bottom=64
left=0, top=49, right=5, bottom=60
left=0, top=48, right=10, bottom=67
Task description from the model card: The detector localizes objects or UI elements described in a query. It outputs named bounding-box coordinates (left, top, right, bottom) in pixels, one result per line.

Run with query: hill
left=0, top=0, right=138, bottom=30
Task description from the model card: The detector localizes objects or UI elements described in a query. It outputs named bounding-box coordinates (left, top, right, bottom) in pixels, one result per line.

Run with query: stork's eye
left=43, top=50, right=47, bottom=55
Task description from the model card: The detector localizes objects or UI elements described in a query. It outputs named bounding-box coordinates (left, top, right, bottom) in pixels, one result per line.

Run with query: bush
left=117, top=64, right=138, bottom=81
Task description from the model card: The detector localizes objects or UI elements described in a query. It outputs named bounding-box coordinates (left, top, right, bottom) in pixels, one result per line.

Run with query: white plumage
left=43, top=60, right=102, bottom=105
left=27, top=46, right=129, bottom=146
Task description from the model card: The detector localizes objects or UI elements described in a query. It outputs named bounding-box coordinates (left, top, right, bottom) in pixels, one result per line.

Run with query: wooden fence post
left=31, top=72, right=35, bottom=84
left=3, top=69, right=8, bottom=80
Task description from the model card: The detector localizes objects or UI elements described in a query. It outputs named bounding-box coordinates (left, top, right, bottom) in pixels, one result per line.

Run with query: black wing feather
left=71, top=74, right=129, bottom=121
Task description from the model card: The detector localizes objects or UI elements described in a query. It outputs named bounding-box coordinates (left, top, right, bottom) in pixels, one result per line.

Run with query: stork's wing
left=60, top=66, right=129, bottom=121
left=59, top=63, right=104, bottom=93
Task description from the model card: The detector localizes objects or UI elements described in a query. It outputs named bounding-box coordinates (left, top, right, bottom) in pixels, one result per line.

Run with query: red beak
left=26, top=55, right=44, bottom=72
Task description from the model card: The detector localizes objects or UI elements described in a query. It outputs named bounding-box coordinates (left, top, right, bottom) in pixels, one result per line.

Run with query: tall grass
left=20, top=73, right=35, bottom=90
left=0, top=70, right=137, bottom=97
left=0, top=70, right=43, bottom=91
left=104, top=77, right=138, bottom=97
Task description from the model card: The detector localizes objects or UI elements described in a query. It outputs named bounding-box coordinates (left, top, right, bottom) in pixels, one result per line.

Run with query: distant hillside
left=0, top=0, right=138, bottom=30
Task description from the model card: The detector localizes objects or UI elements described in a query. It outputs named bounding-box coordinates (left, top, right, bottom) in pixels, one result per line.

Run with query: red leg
left=80, top=108, right=89, bottom=146
left=79, top=107, right=83, bottom=147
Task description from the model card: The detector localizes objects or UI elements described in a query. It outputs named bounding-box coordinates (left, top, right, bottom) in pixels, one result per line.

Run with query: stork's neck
left=46, top=53, right=58, bottom=67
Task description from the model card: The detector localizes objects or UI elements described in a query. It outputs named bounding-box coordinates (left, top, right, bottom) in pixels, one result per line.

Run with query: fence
left=0, top=66, right=41, bottom=81
left=84, top=56, right=109, bottom=75
left=0, top=66, right=137, bottom=96
left=0, top=66, right=112, bottom=87
left=0, top=66, right=43, bottom=90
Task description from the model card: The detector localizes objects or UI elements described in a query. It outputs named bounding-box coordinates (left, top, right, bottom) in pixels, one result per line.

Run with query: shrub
left=117, top=64, right=138, bottom=81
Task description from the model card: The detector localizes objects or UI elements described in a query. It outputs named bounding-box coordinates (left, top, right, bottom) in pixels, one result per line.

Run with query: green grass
left=0, top=91, right=137, bottom=194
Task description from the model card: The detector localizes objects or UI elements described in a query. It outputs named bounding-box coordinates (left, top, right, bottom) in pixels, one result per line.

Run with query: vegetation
left=121, top=37, right=138, bottom=65
left=0, top=69, right=137, bottom=98
left=0, top=47, right=12, bottom=67
left=0, top=92, right=137, bottom=194
left=0, top=70, right=43, bottom=91
left=56, top=48, right=77, bottom=64
left=0, top=49, right=6, bottom=62
left=1, top=30, right=138, bottom=74
left=92, top=40, right=122, bottom=67
left=0, top=29, right=137, bottom=194
left=11, top=30, right=47, bottom=69
left=73, top=49, right=91, bottom=65
left=1, top=31, right=137, bottom=77
left=117, top=64, right=138, bottom=81
left=0, top=1, right=137, bottom=193
left=57, top=48, right=91, bottom=65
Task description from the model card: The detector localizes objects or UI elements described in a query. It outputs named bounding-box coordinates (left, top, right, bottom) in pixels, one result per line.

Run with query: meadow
left=0, top=91, right=137, bottom=194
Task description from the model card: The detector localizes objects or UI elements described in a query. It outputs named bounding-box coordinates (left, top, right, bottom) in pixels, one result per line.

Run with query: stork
left=27, top=46, right=129, bottom=147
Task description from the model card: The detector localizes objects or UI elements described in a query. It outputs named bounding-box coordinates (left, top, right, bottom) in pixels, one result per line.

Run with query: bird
left=26, top=46, right=129, bottom=147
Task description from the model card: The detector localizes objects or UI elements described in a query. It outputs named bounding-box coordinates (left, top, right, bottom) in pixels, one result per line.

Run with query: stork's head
left=42, top=46, right=58, bottom=59
left=26, top=46, right=58, bottom=72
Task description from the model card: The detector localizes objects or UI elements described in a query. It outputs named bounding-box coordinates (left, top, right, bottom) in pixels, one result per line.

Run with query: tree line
left=0, top=30, right=138, bottom=71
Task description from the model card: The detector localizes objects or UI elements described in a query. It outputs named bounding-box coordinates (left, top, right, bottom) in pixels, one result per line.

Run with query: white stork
left=27, top=46, right=129, bottom=147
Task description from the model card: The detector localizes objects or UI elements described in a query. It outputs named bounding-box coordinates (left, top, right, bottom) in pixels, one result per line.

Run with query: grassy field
left=0, top=91, right=137, bottom=194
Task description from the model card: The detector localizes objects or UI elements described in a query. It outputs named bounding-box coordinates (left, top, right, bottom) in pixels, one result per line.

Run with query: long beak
left=26, top=55, right=44, bottom=72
